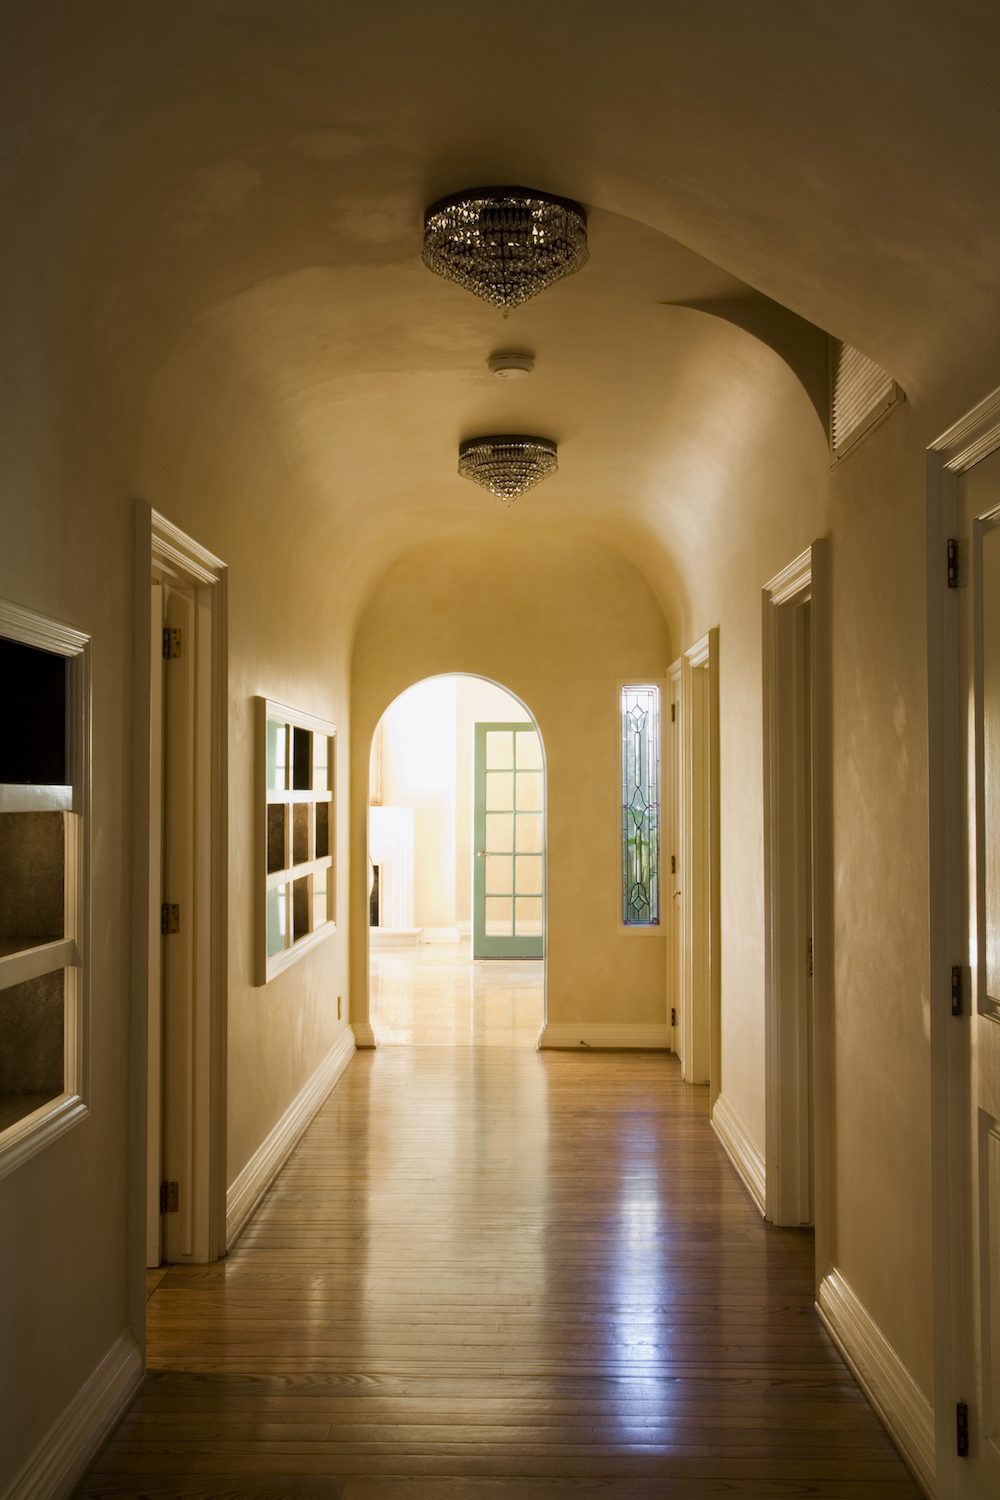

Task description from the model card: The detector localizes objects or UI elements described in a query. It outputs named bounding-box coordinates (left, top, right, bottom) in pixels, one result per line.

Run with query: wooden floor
left=78, top=1048, right=923, bottom=1499
left=370, top=938, right=543, bottom=1046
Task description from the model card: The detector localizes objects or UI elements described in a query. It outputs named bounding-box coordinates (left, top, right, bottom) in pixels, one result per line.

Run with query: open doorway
left=367, top=675, right=545, bottom=1046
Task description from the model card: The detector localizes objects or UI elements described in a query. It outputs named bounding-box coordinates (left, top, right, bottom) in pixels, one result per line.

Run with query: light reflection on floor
left=369, top=936, right=543, bottom=1046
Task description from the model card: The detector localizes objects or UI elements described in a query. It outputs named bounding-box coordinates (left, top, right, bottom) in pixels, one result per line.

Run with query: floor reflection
left=370, top=936, right=543, bottom=1046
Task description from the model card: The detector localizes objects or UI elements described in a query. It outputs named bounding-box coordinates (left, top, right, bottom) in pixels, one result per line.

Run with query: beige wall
left=351, top=537, right=672, bottom=1032
left=6, top=4, right=1000, bottom=1486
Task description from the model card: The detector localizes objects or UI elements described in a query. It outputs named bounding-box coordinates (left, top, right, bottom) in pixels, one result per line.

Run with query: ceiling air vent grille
left=830, top=340, right=902, bottom=458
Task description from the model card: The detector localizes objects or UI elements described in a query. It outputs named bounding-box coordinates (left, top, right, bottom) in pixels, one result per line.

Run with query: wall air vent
left=830, top=340, right=903, bottom=460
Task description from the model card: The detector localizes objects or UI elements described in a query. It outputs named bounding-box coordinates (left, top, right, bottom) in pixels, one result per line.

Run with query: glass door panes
left=621, top=685, right=660, bottom=925
left=257, top=698, right=336, bottom=983
left=475, top=723, right=544, bottom=958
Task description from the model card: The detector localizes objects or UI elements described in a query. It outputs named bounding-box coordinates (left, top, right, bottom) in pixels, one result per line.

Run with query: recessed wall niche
left=255, top=698, right=336, bottom=984
left=0, top=602, right=89, bottom=1178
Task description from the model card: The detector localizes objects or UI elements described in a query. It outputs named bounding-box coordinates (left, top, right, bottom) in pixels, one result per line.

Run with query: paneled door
left=960, top=443, right=1000, bottom=1494
left=473, top=723, right=544, bottom=958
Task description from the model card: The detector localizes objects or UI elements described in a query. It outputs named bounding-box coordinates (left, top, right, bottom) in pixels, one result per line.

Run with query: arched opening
left=367, top=674, right=546, bottom=1046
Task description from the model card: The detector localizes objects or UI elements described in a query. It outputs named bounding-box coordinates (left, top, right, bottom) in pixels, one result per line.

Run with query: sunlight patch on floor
left=370, top=937, right=542, bottom=1046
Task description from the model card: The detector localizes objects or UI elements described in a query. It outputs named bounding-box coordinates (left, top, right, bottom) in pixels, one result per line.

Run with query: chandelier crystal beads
left=423, top=187, right=588, bottom=312
left=458, top=435, right=558, bottom=501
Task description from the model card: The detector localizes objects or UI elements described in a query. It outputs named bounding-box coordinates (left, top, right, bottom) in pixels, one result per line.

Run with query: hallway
left=80, top=1048, right=921, bottom=1498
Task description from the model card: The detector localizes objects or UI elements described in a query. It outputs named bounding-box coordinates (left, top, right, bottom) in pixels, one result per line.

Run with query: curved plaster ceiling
left=6, top=1, right=1000, bottom=632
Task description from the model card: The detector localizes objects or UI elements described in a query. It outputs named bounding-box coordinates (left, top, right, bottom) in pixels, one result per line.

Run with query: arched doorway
left=367, top=674, right=546, bottom=1046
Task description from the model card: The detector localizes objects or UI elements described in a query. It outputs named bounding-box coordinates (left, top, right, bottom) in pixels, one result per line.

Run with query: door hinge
left=670, top=854, right=676, bottom=875
left=161, top=902, right=180, bottom=935
left=807, top=936, right=814, bottom=979
left=671, top=702, right=676, bottom=722
left=951, top=964, right=963, bottom=1017
left=160, top=1180, right=179, bottom=1214
left=956, top=1399, right=969, bottom=1457
left=670, top=1008, right=677, bottom=1027
left=947, top=538, right=959, bottom=590
left=162, top=627, right=182, bottom=659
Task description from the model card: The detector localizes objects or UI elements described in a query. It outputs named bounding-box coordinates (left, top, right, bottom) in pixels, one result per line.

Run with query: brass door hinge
left=161, top=902, right=180, bottom=935
left=160, top=1181, right=179, bottom=1214
left=162, top=627, right=182, bottom=659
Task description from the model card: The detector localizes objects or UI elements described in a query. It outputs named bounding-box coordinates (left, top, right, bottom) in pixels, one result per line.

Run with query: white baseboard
left=369, top=927, right=422, bottom=948
left=2, top=1327, right=141, bottom=1500
left=419, top=926, right=460, bottom=943
left=225, top=1027, right=355, bottom=1247
left=711, top=1092, right=767, bottom=1216
left=457, top=920, right=471, bottom=936
left=537, top=1022, right=671, bottom=1050
left=817, top=1268, right=935, bottom=1497
left=351, top=1019, right=378, bottom=1049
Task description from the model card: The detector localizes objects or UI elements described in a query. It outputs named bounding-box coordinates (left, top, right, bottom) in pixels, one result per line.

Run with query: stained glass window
left=622, top=685, right=660, bottom=926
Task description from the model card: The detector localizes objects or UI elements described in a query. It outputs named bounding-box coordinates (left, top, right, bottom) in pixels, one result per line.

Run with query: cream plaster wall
left=378, top=675, right=457, bottom=932
left=351, top=538, right=672, bottom=1031
left=5, top=2, right=999, bottom=1486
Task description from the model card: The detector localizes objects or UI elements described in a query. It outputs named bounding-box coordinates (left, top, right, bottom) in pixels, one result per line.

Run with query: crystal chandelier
left=458, top=435, right=558, bottom=502
left=423, top=187, right=588, bottom=313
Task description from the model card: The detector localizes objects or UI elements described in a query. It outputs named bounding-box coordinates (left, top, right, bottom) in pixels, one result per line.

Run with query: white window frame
left=0, top=597, right=90, bottom=1180
left=256, top=697, right=337, bottom=984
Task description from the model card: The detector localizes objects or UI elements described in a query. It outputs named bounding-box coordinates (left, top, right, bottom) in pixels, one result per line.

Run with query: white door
left=959, top=444, right=1000, bottom=1493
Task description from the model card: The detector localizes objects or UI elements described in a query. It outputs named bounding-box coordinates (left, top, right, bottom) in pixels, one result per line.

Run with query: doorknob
left=476, top=850, right=487, bottom=857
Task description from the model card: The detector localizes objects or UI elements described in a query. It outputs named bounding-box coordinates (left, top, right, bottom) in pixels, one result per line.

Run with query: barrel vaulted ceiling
left=5, top=1, right=1000, bottom=632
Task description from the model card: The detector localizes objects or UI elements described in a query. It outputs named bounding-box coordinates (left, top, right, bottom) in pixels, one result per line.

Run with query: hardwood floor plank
left=76, top=1045, right=923, bottom=1497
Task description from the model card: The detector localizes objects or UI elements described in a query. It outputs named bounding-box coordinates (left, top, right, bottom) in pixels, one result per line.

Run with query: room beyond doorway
left=370, top=937, right=543, bottom=1045
left=368, top=674, right=546, bottom=1042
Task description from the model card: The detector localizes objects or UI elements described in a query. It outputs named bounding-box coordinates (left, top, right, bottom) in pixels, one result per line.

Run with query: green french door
left=473, top=722, right=545, bottom=958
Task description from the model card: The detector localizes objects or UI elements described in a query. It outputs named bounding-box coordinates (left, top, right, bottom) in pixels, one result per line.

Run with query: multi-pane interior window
left=257, top=698, right=335, bottom=984
left=0, top=606, right=89, bottom=1176
left=621, top=685, right=660, bottom=926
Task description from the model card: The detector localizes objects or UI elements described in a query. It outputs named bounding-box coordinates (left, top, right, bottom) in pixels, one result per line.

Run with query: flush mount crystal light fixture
left=458, top=435, right=558, bottom=502
left=423, top=187, right=588, bottom=313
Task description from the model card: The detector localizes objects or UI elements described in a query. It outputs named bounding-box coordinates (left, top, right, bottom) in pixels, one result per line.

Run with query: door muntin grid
left=622, top=685, right=660, bottom=926
left=484, top=728, right=543, bottom=937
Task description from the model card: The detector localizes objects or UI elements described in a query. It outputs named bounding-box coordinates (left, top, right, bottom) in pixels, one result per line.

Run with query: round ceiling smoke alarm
left=488, top=353, right=535, bottom=379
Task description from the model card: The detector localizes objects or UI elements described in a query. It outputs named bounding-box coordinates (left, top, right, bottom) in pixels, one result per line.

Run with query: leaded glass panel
left=622, top=685, right=660, bottom=926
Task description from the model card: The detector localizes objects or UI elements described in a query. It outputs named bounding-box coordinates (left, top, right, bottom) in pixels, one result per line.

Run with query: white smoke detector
left=488, top=352, right=535, bottom=380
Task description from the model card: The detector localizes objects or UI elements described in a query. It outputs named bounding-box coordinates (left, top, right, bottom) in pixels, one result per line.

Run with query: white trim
left=679, top=633, right=718, bottom=1090
left=369, top=927, right=423, bottom=948
left=351, top=1019, right=378, bottom=1049
left=762, top=549, right=814, bottom=1228
left=225, top=1028, right=355, bottom=1247
left=132, top=502, right=229, bottom=1278
left=0, top=598, right=91, bottom=1181
left=419, top=926, right=461, bottom=943
left=537, top=1021, right=671, bottom=1049
left=0, top=1094, right=88, bottom=1185
left=711, top=1092, right=766, bottom=1216
left=931, top=383, right=1000, bottom=473
left=0, top=1328, right=141, bottom=1500
left=817, top=1269, right=935, bottom=1497
left=0, top=785, right=73, bottom=813
left=150, top=511, right=225, bottom=586
left=0, top=599, right=88, bottom=657
left=0, top=938, right=80, bottom=992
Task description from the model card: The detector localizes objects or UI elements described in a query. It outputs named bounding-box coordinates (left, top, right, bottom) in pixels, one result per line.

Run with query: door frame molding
left=680, top=631, right=719, bottom=1093
left=927, top=388, right=1000, bottom=1498
left=129, top=504, right=228, bottom=1343
left=761, top=543, right=831, bottom=1249
left=666, top=660, right=682, bottom=1054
